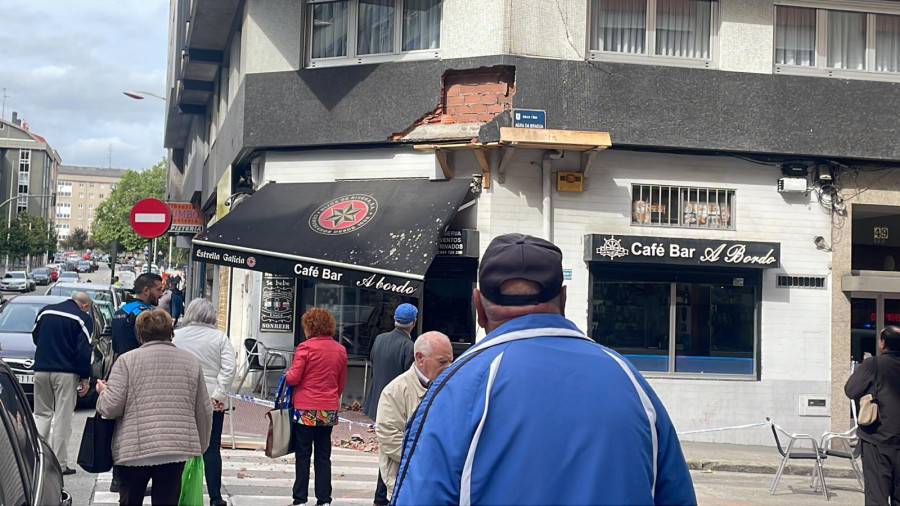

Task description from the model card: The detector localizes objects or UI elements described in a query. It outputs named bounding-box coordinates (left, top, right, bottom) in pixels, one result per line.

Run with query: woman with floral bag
left=285, top=308, right=347, bottom=506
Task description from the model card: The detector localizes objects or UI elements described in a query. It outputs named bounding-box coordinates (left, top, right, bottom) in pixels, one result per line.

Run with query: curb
left=687, top=460, right=860, bottom=480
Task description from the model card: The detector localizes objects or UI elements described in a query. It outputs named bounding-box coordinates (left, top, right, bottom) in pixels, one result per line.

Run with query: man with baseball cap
left=365, top=302, right=418, bottom=505
left=390, top=233, right=696, bottom=505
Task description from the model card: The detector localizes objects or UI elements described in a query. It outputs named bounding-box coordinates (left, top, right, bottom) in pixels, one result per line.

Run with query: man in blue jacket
left=32, top=292, right=94, bottom=475
left=391, top=234, right=696, bottom=505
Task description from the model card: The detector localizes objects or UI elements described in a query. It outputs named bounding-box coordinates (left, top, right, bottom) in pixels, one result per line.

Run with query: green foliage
left=0, top=213, right=54, bottom=259
left=92, top=158, right=167, bottom=251
left=64, top=228, right=90, bottom=250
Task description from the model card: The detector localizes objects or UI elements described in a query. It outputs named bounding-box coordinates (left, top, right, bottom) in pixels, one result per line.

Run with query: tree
left=64, top=228, right=90, bottom=250
left=0, top=213, right=53, bottom=261
left=92, top=158, right=166, bottom=251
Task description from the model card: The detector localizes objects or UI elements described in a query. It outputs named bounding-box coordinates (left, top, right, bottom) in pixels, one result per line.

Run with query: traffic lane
left=2, top=264, right=112, bottom=301
left=692, top=469, right=863, bottom=505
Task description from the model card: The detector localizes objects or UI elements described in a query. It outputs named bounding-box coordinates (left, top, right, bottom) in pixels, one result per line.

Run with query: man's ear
left=558, top=285, right=567, bottom=318
left=473, top=288, right=488, bottom=330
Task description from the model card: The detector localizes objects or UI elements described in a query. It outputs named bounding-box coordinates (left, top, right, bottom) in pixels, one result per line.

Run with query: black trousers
left=862, top=440, right=900, bottom=505
left=293, top=424, right=333, bottom=505
left=374, top=471, right=390, bottom=504
left=118, top=461, right=185, bottom=506
left=203, top=410, right=225, bottom=501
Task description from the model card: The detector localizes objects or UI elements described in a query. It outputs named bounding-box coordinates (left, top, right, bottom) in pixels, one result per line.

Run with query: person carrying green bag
left=178, top=456, right=205, bottom=506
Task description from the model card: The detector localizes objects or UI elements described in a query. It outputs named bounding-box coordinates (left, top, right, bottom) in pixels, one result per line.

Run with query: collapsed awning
left=192, top=178, right=476, bottom=298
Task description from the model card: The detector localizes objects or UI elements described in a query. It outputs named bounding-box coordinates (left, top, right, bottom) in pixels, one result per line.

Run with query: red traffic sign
left=130, top=198, right=172, bottom=238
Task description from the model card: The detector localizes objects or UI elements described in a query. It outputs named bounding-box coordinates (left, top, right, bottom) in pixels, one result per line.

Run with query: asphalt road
left=2, top=263, right=112, bottom=301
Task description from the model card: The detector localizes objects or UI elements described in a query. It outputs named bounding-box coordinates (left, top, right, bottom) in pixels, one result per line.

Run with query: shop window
left=589, top=265, right=758, bottom=376
left=308, top=0, right=442, bottom=67
left=589, top=0, right=717, bottom=68
left=775, top=4, right=900, bottom=81
left=631, top=184, right=734, bottom=229
left=301, top=283, right=416, bottom=358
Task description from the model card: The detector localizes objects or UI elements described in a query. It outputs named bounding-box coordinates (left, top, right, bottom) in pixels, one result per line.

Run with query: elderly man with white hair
left=375, top=331, right=452, bottom=500
left=173, top=298, right=237, bottom=506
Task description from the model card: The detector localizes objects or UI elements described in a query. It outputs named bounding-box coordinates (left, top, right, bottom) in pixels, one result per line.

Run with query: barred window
left=631, top=184, right=735, bottom=230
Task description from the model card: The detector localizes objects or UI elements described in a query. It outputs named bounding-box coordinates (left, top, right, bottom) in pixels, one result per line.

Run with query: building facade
left=0, top=113, right=59, bottom=227
left=55, top=166, right=127, bottom=241
left=165, top=0, right=900, bottom=444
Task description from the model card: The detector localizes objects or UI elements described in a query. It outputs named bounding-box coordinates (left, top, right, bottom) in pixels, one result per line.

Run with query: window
left=308, top=0, right=442, bottom=67
left=79, top=182, right=85, bottom=187
left=589, top=265, right=759, bottom=376
left=88, top=204, right=93, bottom=210
left=775, top=4, right=900, bottom=80
left=632, top=184, right=734, bottom=229
left=77, top=214, right=83, bottom=220
left=56, top=203, right=71, bottom=219
left=16, top=150, right=30, bottom=212
left=99, top=193, right=105, bottom=199
left=79, top=193, right=84, bottom=198
left=111, top=183, right=117, bottom=190
left=89, top=193, right=94, bottom=199
left=89, top=183, right=95, bottom=187
left=78, top=204, right=83, bottom=209
left=589, top=0, right=717, bottom=67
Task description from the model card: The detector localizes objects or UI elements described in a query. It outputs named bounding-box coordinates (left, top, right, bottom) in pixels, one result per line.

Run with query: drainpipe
left=542, top=150, right=563, bottom=241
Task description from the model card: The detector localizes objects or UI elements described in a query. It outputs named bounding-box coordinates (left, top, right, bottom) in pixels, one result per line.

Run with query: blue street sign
left=512, top=109, right=546, bottom=129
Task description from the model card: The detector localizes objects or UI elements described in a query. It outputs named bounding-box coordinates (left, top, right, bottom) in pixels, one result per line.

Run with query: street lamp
left=123, top=90, right=166, bottom=101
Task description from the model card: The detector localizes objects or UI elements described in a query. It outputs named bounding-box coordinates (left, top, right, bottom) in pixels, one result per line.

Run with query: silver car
left=0, top=272, right=35, bottom=293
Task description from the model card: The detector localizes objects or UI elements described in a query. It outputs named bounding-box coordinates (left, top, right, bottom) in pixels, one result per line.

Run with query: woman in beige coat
left=97, top=309, right=213, bottom=506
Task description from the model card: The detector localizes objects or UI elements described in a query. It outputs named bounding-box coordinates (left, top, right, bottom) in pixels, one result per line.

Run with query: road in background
left=1, top=263, right=113, bottom=301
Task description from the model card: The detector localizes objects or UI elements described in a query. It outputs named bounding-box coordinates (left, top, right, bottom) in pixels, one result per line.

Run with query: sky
left=0, top=1, right=169, bottom=171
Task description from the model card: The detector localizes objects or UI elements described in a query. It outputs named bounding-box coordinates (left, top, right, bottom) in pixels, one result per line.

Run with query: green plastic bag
left=178, top=456, right=205, bottom=506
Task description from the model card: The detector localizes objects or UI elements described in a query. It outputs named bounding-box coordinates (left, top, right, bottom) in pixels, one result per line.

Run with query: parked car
left=31, top=268, right=52, bottom=286
left=1, top=272, right=35, bottom=293
left=0, top=295, right=113, bottom=408
left=47, top=282, right=124, bottom=310
left=76, top=261, right=91, bottom=273
left=57, top=271, right=80, bottom=284
left=0, top=360, right=73, bottom=506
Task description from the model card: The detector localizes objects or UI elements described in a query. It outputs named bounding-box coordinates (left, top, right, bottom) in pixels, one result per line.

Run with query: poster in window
left=260, top=273, right=295, bottom=333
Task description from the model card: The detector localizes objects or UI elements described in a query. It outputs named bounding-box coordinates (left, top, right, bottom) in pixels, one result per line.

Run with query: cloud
left=0, top=0, right=169, bottom=170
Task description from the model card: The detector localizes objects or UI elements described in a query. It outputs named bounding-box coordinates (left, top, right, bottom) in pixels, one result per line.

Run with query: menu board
left=259, top=273, right=295, bottom=333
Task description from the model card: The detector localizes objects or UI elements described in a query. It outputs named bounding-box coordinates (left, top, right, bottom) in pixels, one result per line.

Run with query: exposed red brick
left=446, top=94, right=466, bottom=106
left=464, top=94, right=483, bottom=104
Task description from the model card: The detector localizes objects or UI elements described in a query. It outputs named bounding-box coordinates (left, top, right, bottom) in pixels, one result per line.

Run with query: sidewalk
left=682, top=441, right=861, bottom=479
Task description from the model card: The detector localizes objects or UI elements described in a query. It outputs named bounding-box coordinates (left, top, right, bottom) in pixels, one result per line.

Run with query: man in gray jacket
left=365, top=303, right=417, bottom=505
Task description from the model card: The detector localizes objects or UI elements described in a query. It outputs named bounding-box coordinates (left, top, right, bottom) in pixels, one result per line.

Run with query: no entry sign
left=130, top=198, right=172, bottom=238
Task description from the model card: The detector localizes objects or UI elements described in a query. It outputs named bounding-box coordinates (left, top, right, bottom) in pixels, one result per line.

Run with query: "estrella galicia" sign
left=583, top=234, right=780, bottom=269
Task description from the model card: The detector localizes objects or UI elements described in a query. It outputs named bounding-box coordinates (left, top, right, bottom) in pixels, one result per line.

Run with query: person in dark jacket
left=845, top=325, right=900, bottom=504
left=32, top=292, right=94, bottom=475
left=364, top=303, right=417, bottom=505
left=112, top=273, right=163, bottom=355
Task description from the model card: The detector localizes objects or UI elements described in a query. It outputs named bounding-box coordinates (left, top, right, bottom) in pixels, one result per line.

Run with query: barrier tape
left=227, top=392, right=375, bottom=429
left=677, top=421, right=769, bottom=436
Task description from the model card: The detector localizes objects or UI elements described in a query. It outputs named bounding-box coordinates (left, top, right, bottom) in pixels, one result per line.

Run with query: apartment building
left=164, top=0, right=900, bottom=444
left=0, top=112, right=59, bottom=227
left=55, top=166, right=127, bottom=241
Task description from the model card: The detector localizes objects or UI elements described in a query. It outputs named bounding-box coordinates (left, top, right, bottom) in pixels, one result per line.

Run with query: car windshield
left=32, top=269, right=48, bottom=275
left=49, top=286, right=112, bottom=303
left=60, top=273, right=78, bottom=279
left=0, top=303, right=43, bottom=334
left=3, top=273, right=24, bottom=280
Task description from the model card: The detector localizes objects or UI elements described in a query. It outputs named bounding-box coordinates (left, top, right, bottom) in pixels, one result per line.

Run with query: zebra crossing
left=89, top=447, right=380, bottom=505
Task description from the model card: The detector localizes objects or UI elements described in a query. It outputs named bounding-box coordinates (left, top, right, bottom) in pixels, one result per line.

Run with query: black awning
left=192, top=178, right=475, bottom=297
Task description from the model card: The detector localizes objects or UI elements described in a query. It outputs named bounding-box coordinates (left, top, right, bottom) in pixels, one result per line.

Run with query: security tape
left=676, top=421, right=769, bottom=436
left=227, top=392, right=375, bottom=429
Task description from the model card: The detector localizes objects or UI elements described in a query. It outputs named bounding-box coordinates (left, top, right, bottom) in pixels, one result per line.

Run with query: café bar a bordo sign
left=584, top=234, right=780, bottom=269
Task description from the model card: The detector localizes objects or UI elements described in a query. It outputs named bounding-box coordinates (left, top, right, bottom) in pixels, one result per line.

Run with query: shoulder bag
left=859, top=356, right=879, bottom=426
left=265, top=374, right=294, bottom=458
left=76, top=412, right=116, bottom=473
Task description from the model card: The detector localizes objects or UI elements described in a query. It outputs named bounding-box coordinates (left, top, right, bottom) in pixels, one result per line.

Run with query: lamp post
left=123, top=90, right=166, bottom=101
left=123, top=90, right=172, bottom=268
left=0, top=193, right=55, bottom=272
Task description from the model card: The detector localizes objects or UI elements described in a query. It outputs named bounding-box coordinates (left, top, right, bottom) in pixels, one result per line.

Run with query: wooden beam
left=582, top=150, right=600, bottom=178
left=434, top=149, right=453, bottom=180
left=498, top=147, right=515, bottom=183
left=499, top=127, right=612, bottom=150
left=473, top=148, right=491, bottom=189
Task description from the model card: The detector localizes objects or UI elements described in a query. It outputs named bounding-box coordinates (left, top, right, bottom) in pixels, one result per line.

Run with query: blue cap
left=394, top=303, right=418, bottom=324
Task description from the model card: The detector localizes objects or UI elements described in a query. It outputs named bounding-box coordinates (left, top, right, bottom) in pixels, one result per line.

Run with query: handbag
left=177, top=456, right=205, bottom=506
left=265, top=374, right=294, bottom=458
left=859, top=357, right=879, bottom=426
left=76, top=412, right=116, bottom=473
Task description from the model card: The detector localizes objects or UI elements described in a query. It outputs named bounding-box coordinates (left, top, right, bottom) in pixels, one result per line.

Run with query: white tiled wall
left=261, top=148, right=444, bottom=183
